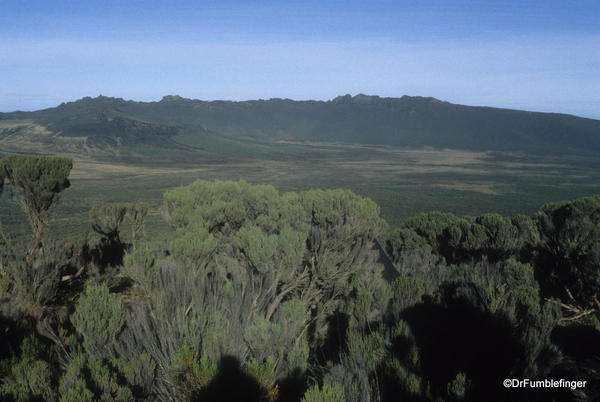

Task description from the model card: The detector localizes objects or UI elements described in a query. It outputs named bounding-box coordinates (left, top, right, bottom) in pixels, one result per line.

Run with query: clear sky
left=1, top=0, right=599, bottom=118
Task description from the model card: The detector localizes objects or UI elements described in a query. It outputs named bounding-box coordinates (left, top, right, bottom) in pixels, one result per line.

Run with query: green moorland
left=1, top=102, right=600, bottom=243
left=2, top=147, right=600, bottom=244
left=0, top=154, right=599, bottom=401
left=1, top=146, right=600, bottom=245
left=1, top=94, right=599, bottom=245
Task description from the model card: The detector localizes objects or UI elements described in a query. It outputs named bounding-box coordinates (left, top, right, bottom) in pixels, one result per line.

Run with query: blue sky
left=1, top=0, right=599, bottom=118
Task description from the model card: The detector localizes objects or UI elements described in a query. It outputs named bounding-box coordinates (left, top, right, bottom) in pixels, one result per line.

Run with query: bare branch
left=61, top=266, right=85, bottom=282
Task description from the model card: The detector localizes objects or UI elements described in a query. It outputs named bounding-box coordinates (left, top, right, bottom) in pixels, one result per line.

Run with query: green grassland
left=2, top=140, right=598, bottom=246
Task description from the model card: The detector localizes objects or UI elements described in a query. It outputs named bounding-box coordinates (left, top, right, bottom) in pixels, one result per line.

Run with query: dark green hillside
left=1, top=96, right=182, bottom=149
left=2, top=94, right=599, bottom=156
left=118, top=94, right=600, bottom=156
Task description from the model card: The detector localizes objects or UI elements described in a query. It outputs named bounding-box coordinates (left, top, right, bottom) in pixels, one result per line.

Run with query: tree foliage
left=0, top=335, right=57, bottom=402
left=536, top=196, right=600, bottom=314
left=0, top=155, right=72, bottom=243
left=107, top=179, right=387, bottom=399
left=90, top=203, right=129, bottom=242
left=301, top=382, right=345, bottom=402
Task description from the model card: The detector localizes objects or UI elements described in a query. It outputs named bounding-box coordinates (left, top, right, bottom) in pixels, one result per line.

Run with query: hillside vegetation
left=2, top=94, right=600, bottom=157
left=0, top=155, right=599, bottom=401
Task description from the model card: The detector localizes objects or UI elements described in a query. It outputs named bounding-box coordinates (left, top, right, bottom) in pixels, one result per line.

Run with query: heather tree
left=118, top=179, right=387, bottom=399
left=0, top=155, right=72, bottom=245
left=90, top=202, right=129, bottom=243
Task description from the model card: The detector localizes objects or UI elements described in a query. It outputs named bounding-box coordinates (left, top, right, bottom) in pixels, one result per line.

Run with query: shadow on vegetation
left=88, top=238, right=127, bottom=268
left=313, top=311, right=349, bottom=366
left=401, top=285, right=522, bottom=401
left=192, top=355, right=267, bottom=402
left=0, top=315, right=30, bottom=361
left=375, top=240, right=400, bottom=282
left=552, top=325, right=600, bottom=360
left=189, top=355, right=309, bottom=402
left=276, top=368, right=307, bottom=402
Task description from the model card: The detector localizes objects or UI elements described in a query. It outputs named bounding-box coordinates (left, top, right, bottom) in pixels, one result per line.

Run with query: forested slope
left=2, top=94, right=599, bottom=157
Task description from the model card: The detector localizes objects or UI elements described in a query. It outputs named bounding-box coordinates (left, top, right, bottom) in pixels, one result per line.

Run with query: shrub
left=0, top=335, right=57, bottom=402
left=245, top=356, right=278, bottom=401
left=111, top=353, right=157, bottom=398
left=447, top=372, right=470, bottom=400
left=71, top=283, right=125, bottom=358
left=536, top=195, right=600, bottom=315
left=301, top=382, right=345, bottom=402
left=123, top=248, right=156, bottom=292
left=126, top=202, right=148, bottom=249
left=59, top=354, right=133, bottom=402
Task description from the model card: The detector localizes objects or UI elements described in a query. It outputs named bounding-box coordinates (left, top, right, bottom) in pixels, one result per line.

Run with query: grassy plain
left=2, top=139, right=599, bottom=246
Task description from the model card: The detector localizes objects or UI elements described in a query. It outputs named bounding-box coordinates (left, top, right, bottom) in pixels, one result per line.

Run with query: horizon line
left=2, top=93, right=598, bottom=121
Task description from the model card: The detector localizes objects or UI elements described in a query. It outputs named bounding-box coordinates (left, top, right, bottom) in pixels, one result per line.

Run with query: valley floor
left=1, top=141, right=599, bottom=243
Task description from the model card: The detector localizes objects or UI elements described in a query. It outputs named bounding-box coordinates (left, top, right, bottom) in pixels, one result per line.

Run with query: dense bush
left=115, top=180, right=387, bottom=400
left=384, top=198, right=600, bottom=401
left=535, top=196, right=600, bottom=316
left=72, top=283, right=126, bottom=358
left=0, top=162, right=598, bottom=401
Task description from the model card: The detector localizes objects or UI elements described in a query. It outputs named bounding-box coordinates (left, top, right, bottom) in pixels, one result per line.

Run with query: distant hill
left=1, top=96, right=180, bottom=148
left=1, top=94, right=599, bottom=157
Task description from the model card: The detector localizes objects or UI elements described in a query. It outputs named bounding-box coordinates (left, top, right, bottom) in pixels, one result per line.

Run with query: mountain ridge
left=1, top=94, right=599, bottom=158
left=5, top=93, right=595, bottom=119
